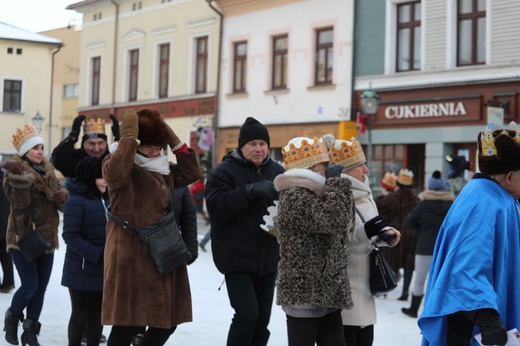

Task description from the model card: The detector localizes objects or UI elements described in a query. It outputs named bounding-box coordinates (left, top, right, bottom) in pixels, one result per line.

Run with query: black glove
left=97, top=249, right=104, bottom=265
left=364, top=215, right=388, bottom=238
left=187, top=253, right=197, bottom=265
left=378, top=231, right=397, bottom=242
left=476, top=309, right=507, bottom=346
left=245, top=181, right=278, bottom=200
left=325, top=163, right=344, bottom=178
left=109, top=114, right=120, bottom=141
left=70, top=114, right=86, bottom=140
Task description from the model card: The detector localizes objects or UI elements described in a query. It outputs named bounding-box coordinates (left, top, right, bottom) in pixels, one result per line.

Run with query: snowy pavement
left=0, top=218, right=423, bottom=345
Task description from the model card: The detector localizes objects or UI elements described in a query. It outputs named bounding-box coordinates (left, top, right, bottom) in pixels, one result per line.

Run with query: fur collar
left=14, top=155, right=56, bottom=201
left=274, top=169, right=325, bottom=198
left=418, top=189, right=456, bottom=201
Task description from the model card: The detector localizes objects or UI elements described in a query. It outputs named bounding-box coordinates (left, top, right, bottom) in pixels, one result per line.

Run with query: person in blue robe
left=418, top=126, right=520, bottom=346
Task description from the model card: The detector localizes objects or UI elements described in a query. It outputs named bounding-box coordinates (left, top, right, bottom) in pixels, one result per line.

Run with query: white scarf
left=134, top=153, right=170, bottom=175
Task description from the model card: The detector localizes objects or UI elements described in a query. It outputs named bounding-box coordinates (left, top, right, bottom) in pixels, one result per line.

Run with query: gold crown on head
left=479, top=122, right=520, bottom=157
left=397, top=169, right=414, bottom=186
left=327, top=137, right=366, bottom=170
left=381, top=171, right=398, bottom=190
left=83, top=118, right=106, bottom=135
left=12, top=124, right=39, bottom=149
left=282, top=137, right=330, bottom=170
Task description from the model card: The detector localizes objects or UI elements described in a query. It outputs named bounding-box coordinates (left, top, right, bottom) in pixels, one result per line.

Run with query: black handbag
left=369, top=241, right=398, bottom=296
left=17, top=229, right=49, bottom=262
left=108, top=197, right=192, bottom=276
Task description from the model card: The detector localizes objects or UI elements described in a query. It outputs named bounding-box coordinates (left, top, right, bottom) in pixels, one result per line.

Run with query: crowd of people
left=1, top=111, right=517, bottom=346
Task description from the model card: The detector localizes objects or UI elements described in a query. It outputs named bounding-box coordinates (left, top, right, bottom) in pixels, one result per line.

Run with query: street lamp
left=32, top=111, right=44, bottom=133
left=360, top=87, right=380, bottom=183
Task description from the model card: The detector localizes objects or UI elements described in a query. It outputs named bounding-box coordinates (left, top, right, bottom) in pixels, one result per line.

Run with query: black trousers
left=343, top=324, right=374, bottom=346
left=107, top=325, right=176, bottom=346
left=67, top=288, right=103, bottom=346
left=446, top=312, right=474, bottom=346
left=224, top=271, right=276, bottom=346
left=0, top=239, right=15, bottom=288
left=287, top=310, right=346, bottom=346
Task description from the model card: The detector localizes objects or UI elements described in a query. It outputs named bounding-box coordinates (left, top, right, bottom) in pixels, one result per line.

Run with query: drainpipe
left=110, top=0, right=120, bottom=118
left=206, top=0, right=223, bottom=168
left=49, top=44, right=62, bottom=152
left=350, top=0, right=358, bottom=123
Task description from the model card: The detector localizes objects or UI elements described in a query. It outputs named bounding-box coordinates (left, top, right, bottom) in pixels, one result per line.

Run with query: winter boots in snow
left=4, top=308, right=23, bottom=345
left=397, top=269, right=413, bottom=301
left=401, top=295, right=424, bottom=318
left=20, top=319, right=41, bottom=346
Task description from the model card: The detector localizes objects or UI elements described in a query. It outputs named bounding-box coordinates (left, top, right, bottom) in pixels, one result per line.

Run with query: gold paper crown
left=327, top=137, right=366, bottom=170
left=397, top=169, right=414, bottom=186
left=83, top=118, right=106, bottom=135
left=12, top=124, right=39, bottom=150
left=282, top=137, right=330, bottom=170
left=381, top=171, right=398, bottom=190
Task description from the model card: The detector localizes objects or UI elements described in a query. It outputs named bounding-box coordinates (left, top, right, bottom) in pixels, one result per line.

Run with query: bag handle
left=356, top=207, right=381, bottom=250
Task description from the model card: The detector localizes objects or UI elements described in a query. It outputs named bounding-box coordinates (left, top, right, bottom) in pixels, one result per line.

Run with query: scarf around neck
left=134, top=153, right=170, bottom=175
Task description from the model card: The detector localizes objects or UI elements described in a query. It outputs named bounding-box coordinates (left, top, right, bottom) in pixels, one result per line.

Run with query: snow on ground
left=0, top=217, right=423, bottom=345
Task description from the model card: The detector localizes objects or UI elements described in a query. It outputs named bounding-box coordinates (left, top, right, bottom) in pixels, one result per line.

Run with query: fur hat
left=137, top=109, right=170, bottom=147
left=282, top=137, right=330, bottom=170
left=445, top=154, right=470, bottom=178
left=12, top=124, right=45, bottom=157
left=428, top=170, right=446, bottom=191
left=381, top=171, right=398, bottom=191
left=478, top=124, right=520, bottom=175
left=238, top=117, right=270, bottom=149
left=75, top=156, right=103, bottom=187
left=81, top=118, right=107, bottom=146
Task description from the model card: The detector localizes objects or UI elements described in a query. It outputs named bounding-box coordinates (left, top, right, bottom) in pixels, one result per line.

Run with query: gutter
left=206, top=0, right=223, bottom=168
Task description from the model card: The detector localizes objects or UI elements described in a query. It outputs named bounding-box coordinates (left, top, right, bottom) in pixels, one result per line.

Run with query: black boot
left=397, top=269, right=413, bottom=301
left=20, top=320, right=41, bottom=346
left=4, top=308, right=23, bottom=345
left=401, top=295, right=423, bottom=318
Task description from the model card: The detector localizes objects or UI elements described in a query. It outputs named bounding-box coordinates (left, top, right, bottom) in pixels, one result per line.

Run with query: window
left=132, top=2, right=142, bottom=10
left=16, top=48, right=22, bottom=55
left=91, top=57, right=100, bottom=106
left=195, top=36, right=208, bottom=94
left=396, top=2, right=421, bottom=72
left=3, top=79, right=22, bottom=112
left=129, top=49, right=139, bottom=101
left=233, top=41, right=247, bottom=93
left=94, top=13, right=102, bottom=21
left=272, top=35, right=288, bottom=89
left=63, top=84, right=79, bottom=98
left=315, top=28, right=333, bottom=85
left=7, top=48, right=13, bottom=54
left=158, top=43, right=170, bottom=98
left=457, top=0, right=486, bottom=66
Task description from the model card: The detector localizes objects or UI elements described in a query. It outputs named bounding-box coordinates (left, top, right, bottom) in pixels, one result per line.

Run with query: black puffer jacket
left=205, top=149, right=284, bottom=275
left=403, top=189, right=455, bottom=255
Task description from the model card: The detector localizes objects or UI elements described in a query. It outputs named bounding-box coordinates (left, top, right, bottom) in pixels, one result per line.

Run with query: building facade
left=213, top=0, right=356, bottom=163
left=354, top=0, right=520, bottom=194
left=66, top=0, right=220, bottom=174
left=0, top=23, right=63, bottom=158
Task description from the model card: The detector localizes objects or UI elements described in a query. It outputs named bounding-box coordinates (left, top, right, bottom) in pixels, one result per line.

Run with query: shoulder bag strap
left=354, top=207, right=365, bottom=223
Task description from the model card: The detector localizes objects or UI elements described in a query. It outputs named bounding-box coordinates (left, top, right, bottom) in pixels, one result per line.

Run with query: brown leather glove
left=166, top=123, right=183, bottom=151
left=121, top=110, right=139, bottom=141
left=4, top=160, right=23, bottom=175
left=52, top=190, right=67, bottom=203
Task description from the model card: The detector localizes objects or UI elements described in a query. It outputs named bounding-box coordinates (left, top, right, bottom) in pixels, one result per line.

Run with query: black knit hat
left=75, top=157, right=103, bottom=186
left=238, top=117, right=270, bottom=149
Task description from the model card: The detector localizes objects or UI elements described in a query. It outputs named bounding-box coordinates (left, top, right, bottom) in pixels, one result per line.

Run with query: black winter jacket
left=205, top=149, right=284, bottom=275
left=173, top=186, right=198, bottom=261
left=403, top=189, right=455, bottom=255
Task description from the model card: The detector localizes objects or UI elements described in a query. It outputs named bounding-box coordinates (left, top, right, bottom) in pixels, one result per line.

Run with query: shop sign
left=384, top=102, right=467, bottom=119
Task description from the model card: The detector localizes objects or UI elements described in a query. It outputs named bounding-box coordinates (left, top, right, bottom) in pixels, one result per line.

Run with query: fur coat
left=101, top=138, right=201, bottom=329
left=273, top=169, right=355, bottom=310
left=3, top=155, right=66, bottom=253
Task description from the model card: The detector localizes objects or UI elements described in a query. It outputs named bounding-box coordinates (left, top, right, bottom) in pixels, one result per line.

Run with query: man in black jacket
left=205, top=117, right=284, bottom=346
left=51, top=114, right=120, bottom=179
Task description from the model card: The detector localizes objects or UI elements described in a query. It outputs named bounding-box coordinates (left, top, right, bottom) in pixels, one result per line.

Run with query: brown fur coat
left=273, top=169, right=355, bottom=310
left=3, top=155, right=65, bottom=253
left=101, top=138, right=201, bottom=329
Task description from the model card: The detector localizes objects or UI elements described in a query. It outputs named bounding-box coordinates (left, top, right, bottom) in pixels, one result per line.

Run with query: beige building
left=0, top=23, right=63, bottom=159
left=66, top=0, right=221, bottom=174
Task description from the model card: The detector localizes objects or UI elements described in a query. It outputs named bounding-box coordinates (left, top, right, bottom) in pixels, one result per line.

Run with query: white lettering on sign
left=384, top=102, right=467, bottom=119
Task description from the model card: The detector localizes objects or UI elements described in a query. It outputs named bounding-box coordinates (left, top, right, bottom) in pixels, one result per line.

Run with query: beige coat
left=101, top=138, right=201, bottom=328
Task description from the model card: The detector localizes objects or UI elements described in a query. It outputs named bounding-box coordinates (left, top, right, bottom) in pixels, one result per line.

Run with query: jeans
left=67, top=288, right=103, bottom=346
left=10, top=249, right=54, bottom=320
left=225, top=271, right=276, bottom=346
left=287, top=310, right=346, bottom=346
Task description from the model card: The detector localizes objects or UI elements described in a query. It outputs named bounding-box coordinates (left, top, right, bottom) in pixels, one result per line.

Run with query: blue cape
left=418, top=177, right=520, bottom=346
